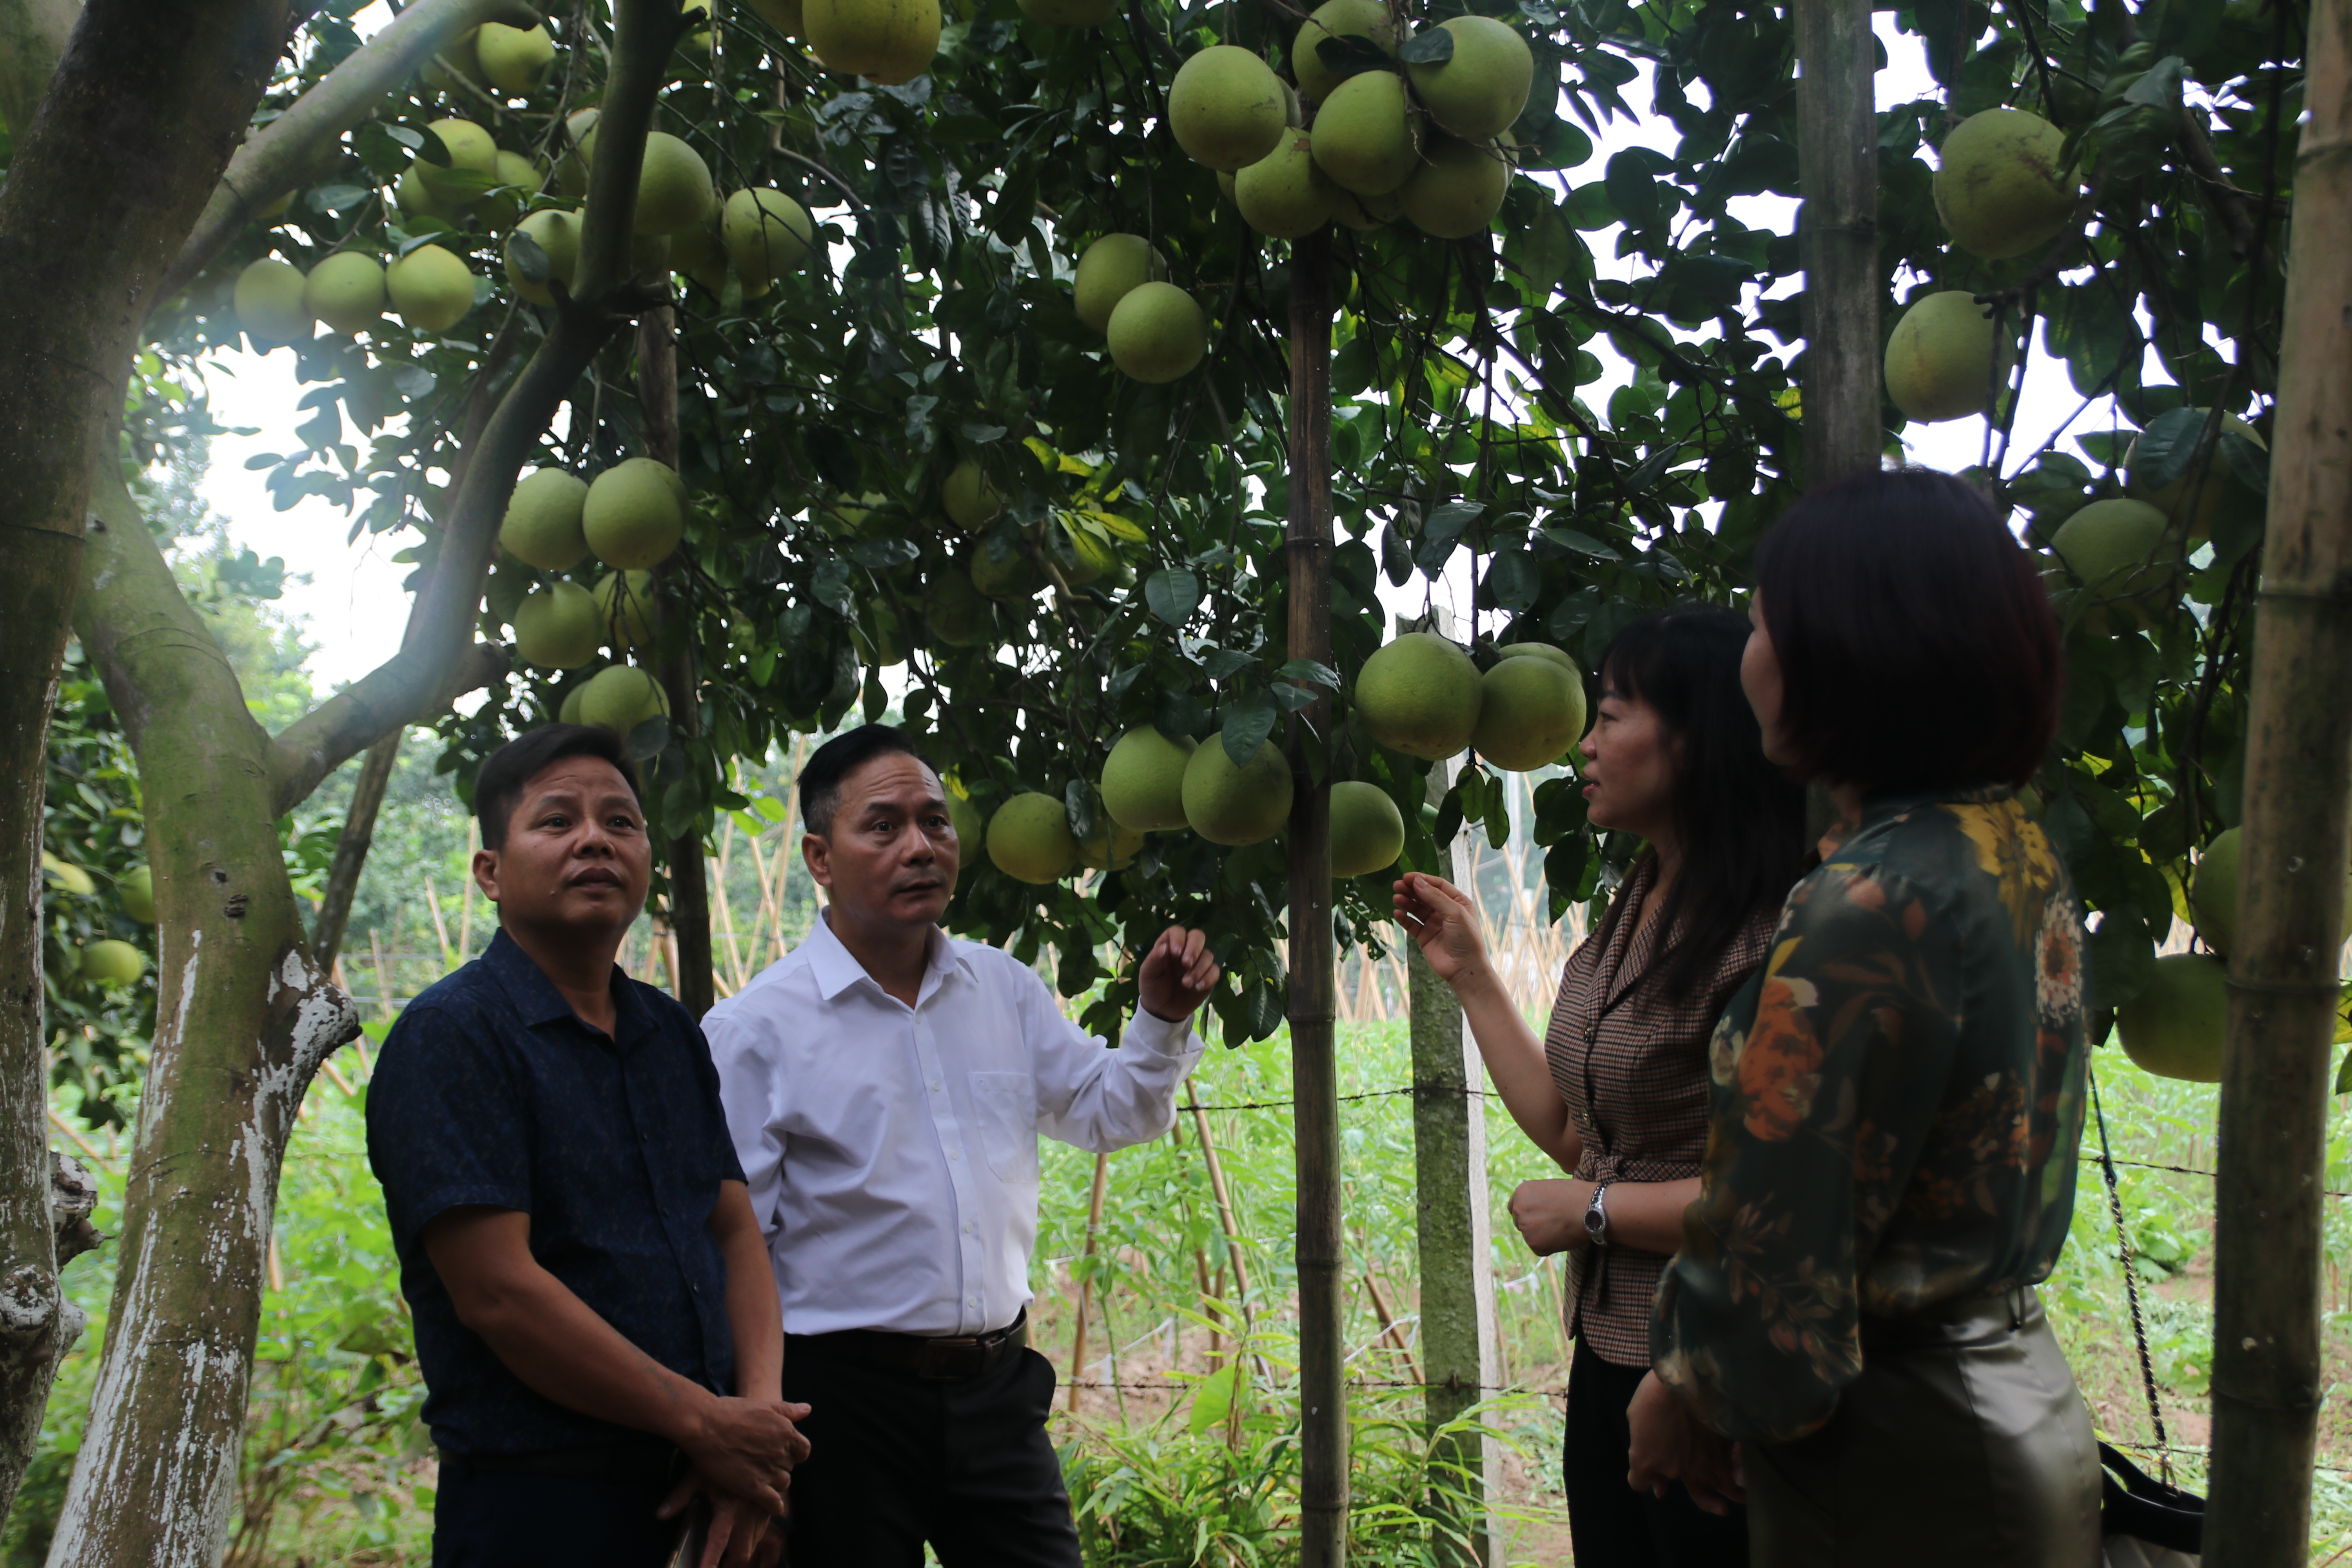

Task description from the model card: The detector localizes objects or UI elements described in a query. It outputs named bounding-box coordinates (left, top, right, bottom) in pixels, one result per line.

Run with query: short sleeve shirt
left=366, top=929, right=747, bottom=1456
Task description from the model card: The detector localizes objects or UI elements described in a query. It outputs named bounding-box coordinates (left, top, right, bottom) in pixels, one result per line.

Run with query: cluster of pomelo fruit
left=40, top=853, right=155, bottom=986
left=1354, top=630, right=1585, bottom=771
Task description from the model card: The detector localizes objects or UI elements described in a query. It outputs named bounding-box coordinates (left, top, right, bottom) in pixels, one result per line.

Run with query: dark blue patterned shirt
left=367, top=928, right=746, bottom=1455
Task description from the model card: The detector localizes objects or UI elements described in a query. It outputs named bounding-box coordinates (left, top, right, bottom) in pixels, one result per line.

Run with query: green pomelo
left=1078, top=816, right=1145, bottom=871
left=671, top=189, right=727, bottom=283
left=506, top=207, right=583, bottom=306
left=118, top=866, right=155, bottom=924
left=235, top=258, right=312, bottom=347
left=815, top=490, right=885, bottom=536
left=556, top=108, right=599, bottom=196
left=853, top=603, right=907, bottom=668
left=512, top=582, right=602, bottom=668
left=725, top=187, right=813, bottom=289
left=1472, top=655, right=1586, bottom=771
left=1237, top=131, right=1336, bottom=239
left=2189, top=825, right=2352, bottom=958
left=1933, top=108, right=2077, bottom=261
left=1406, top=15, right=1535, bottom=141
left=1291, top=0, right=1395, bottom=105
left=2127, top=412, right=2264, bottom=542
left=81, top=940, right=146, bottom=987
left=1106, top=281, right=1207, bottom=383
left=944, top=459, right=1004, bottom=528
left=593, top=570, right=660, bottom=650
left=1074, top=233, right=1168, bottom=333
left=303, top=252, right=385, bottom=336
left=2050, top=499, right=2179, bottom=612
left=392, top=164, right=451, bottom=221
left=1883, top=290, right=2004, bottom=424
left=971, top=541, right=1041, bottom=601
left=1018, top=0, right=1115, bottom=25
left=420, top=26, right=483, bottom=94
left=499, top=467, right=592, bottom=570
left=476, top=149, right=543, bottom=229
left=806, top=0, right=942, bottom=83
left=1399, top=136, right=1512, bottom=238
left=947, top=790, right=985, bottom=851
left=1169, top=45, right=1288, bottom=172
left=1332, top=186, right=1404, bottom=229
left=2117, top=953, right=2228, bottom=1083
left=420, top=118, right=499, bottom=202
left=924, top=569, right=991, bottom=647
left=476, top=21, right=555, bottom=94
left=636, top=132, right=717, bottom=235
left=1496, top=642, right=1575, bottom=670
left=583, top=457, right=684, bottom=569
left=41, top=854, right=94, bottom=897
left=1356, top=630, right=1483, bottom=760
left=1329, top=781, right=1405, bottom=878
left=1102, top=726, right=1197, bottom=831
left=1183, top=737, right=1295, bottom=846
left=576, top=664, right=669, bottom=734
left=1310, top=70, right=1418, bottom=196
left=387, top=244, right=476, bottom=334
left=988, top=792, right=1079, bottom=883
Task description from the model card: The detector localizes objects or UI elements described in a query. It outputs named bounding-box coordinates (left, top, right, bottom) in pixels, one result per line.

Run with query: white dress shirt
left=704, top=912, right=1205, bottom=1337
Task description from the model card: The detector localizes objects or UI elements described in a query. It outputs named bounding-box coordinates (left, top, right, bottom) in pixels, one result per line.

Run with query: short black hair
left=799, top=724, right=935, bottom=837
left=475, top=724, right=644, bottom=851
left=1753, top=466, right=2061, bottom=792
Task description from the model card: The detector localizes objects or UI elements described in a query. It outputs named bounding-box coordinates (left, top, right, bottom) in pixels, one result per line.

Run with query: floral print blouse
left=1650, top=786, right=2090, bottom=1444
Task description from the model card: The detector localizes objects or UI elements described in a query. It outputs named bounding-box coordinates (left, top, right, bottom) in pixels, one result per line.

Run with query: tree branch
left=267, top=640, right=508, bottom=815
left=2178, top=97, right=2265, bottom=259
left=0, top=0, right=76, bottom=137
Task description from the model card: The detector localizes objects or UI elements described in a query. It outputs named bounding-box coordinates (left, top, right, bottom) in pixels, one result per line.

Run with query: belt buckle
left=918, top=1336, right=983, bottom=1381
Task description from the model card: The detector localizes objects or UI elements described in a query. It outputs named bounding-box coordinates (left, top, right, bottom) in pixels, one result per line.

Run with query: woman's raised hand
left=1391, top=873, right=1491, bottom=990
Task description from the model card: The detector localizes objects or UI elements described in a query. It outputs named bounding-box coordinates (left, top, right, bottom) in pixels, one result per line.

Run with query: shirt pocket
left=967, top=1071, right=1040, bottom=1185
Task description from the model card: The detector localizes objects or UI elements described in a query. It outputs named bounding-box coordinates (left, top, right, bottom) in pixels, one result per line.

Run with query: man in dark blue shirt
left=368, top=723, right=805, bottom=1568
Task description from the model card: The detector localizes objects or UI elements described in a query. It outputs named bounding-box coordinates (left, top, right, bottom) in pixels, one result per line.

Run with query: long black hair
left=1586, top=605, right=1808, bottom=999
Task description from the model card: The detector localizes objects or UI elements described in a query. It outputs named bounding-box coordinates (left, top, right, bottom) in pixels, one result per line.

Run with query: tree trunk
left=1793, top=0, right=1880, bottom=487
left=0, top=0, right=292, bottom=1525
left=2206, top=2, right=2352, bottom=1559
left=1285, top=227, right=1345, bottom=1567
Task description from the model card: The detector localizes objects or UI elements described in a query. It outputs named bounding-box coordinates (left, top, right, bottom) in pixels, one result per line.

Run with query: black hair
left=474, top=724, right=643, bottom=851
left=799, top=724, right=936, bottom=837
left=1753, top=466, right=2061, bottom=792
left=1590, top=605, right=1809, bottom=1000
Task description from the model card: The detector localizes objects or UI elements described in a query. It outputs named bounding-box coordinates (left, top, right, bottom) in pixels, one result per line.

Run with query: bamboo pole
left=1067, top=1151, right=1110, bottom=1412
left=312, top=733, right=401, bottom=967
left=1184, top=1080, right=1256, bottom=1328
left=2206, top=4, right=2352, bottom=1556
left=1793, top=0, right=1881, bottom=488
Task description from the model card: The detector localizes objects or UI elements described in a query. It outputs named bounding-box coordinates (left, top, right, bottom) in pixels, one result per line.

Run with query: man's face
left=472, top=756, right=652, bottom=935
left=804, top=753, right=960, bottom=932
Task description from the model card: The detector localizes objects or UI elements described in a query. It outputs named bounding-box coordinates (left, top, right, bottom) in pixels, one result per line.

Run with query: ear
left=802, top=829, right=833, bottom=890
left=472, top=846, right=502, bottom=902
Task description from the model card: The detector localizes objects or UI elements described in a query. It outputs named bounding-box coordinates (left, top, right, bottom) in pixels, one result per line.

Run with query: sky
left=195, top=15, right=2109, bottom=696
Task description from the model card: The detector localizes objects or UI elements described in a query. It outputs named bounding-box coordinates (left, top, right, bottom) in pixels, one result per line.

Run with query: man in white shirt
left=704, top=724, right=1220, bottom=1567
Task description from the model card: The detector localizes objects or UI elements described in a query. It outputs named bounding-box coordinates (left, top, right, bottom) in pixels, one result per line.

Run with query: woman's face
left=1742, top=595, right=1795, bottom=767
left=1577, top=679, right=1678, bottom=840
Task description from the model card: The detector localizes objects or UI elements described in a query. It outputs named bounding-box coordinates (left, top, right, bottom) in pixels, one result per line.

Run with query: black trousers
left=1564, top=1336, right=1751, bottom=1568
left=431, top=1453, right=688, bottom=1567
left=780, top=1338, right=1081, bottom=1567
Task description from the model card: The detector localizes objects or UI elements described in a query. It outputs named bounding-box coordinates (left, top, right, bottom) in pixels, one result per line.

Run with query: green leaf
left=2121, top=54, right=2187, bottom=109
left=507, top=230, right=551, bottom=286
left=1314, top=33, right=1396, bottom=78
left=1396, top=28, right=1454, bottom=64
left=1220, top=688, right=1278, bottom=766
left=2336, top=1046, right=2352, bottom=1096
left=625, top=717, right=670, bottom=763
left=1145, top=568, right=1202, bottom=626
left=2221, top=431, right=2270, bottom=495
left=2132, top=407, right=2211, bottom=492
left=1602, top=149, right=1663, bottom=227
left=1188, top=1364, right=1240, bottom=1436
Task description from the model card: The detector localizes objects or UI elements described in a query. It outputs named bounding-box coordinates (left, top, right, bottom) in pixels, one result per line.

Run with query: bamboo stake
left=422, top=882, right=455, bottom=972
left=2207, top=4, right=2352, bottom=1557
left=1067, top=1151, right=1110, bottom=1412
left=457, top=818, right=478, bottom=959
left=1362, top=1269, right=1421, bottom=1381
left=1793, top=0, right=1881, bottom=487
left=1184, top=1082, right=1268, bottom=1384
left=368, top=928, right=396, bottom=1021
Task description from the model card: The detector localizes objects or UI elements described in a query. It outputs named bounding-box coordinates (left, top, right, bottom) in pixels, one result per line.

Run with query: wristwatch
left=1584, top=1180, right=1612, bottom=1249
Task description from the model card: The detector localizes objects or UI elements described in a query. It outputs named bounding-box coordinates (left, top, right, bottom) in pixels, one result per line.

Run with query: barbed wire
left=1064, top=1377, right=1566, bottom=1399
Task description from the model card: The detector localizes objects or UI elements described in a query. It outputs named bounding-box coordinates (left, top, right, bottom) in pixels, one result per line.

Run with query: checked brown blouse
left=1544, top=852, right=1776, bottom=1368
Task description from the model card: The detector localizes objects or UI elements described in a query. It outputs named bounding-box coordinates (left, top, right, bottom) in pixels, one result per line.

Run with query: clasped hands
left=659, top=1394, right=811, bottom=1568
left=1626, top=1371, right=1746, bottom=1517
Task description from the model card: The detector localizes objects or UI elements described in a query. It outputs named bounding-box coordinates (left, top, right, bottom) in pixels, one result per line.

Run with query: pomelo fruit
left=393, top=163, right=452, bottom=222
left=41, top=853, right=94, bottom=897
left=2050, top=499, right=2179, bottom=617
left=807, top=0, right=941, bottom=83
left=557, top=108, right=599, bottom=196
left=499, top=467, right=592, bottom=570
left=944, top=459, right=1005, bottom=528
left=1884, top=290, right=2005, bottom=423
left=1237, top=131, right=1337, bottom=239
left=1102, top=726, right=1197, bottom=831
left=1406, top=15, right=1535, bottom=141
left=1019, top=0, right=1116, bottom=25
left=1183, top=736, right=1294, bottom=845
left=1078, top=815, right=1145, bottom=871
left=1399, top=135, right=1512, bottom=238
left=1310, top=69, right=1419, bottom=196
left=924, top=569, right=991, bottom=646
left=1330, top=780, right=1405, bottom=877
left=1290, top=0, right=1395, bottom=105
left=671, top=189, right=728, bottom=293
left=235, top=258, right=312, bottom=347
left=725, top=187, right=813, bottom=290
left=303, top=252, right=385, bottom=336
left=1332, top=186, right=1405, bottom=229
left=947, top=789, right=985, bottom=851
left=506, top=207, right=583, bottom=305
left=1356, top=630, right=1482, bottom=759
left=558, top=684, right=586, bottom=725
left=576, top=664, right=669, bottom=734
left=584, top=457, right=684, bottom=569
left=1169, top=45, right=1289, bottom=172
left=2189, top=825, right=2352, bottom=958
left=2127, top=412, right=2264, bottom=542
left=1496, top=641, right=1575, bottom=670
left=1472, top=654, right=1586, bottom=771
left=1074, top=233, right=1167, bottom=333
left=476, top=21, right=555, bottom=94
left=512, top=581, right=602, bottom=668
left=852, top=602, right=906, bottom=667
left=118, top=865, right=155, bottom=924
left=419, top=118, right=500, bottom=203
left=80, top=940, right=146, bottom=987
left=2117, top=952, right=2228, bottom=1083
left=593, top=569, right=659, bottom=649
left=421, top=26, right=484, bottom=94
left=971, top=540, right=1041, bottom=600
left=988, top=791, right=1079, bottom=883
left=636, top=132, right=717, bottom=235
left=1933, top=108, right=2077, bottom=261
left=1106, top=281, right=1207, bottom=383
left=387, top=244, right=476, bottom=333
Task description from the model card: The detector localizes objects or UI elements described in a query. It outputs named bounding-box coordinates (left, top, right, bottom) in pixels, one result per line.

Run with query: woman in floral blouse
left=1397, top=605, right=1805, bottom=1566
left=1631, top=468, right=2102, bottom=1567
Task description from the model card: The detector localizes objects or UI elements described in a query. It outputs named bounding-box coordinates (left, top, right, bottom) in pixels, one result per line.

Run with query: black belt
left=438, top=1441, right=683, bottom=1483
left=789, top=1308, right=1028, bottom=1382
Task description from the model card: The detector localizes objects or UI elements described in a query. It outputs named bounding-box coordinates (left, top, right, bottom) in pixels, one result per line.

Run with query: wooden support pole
left=1286, top=226, right=1345, bottom=1567
left=311, top=731, right=401, bottom=968
left=1793, top=0, right=1881, bottom=488
left=2207, top=2, right=2352, bottom=1558
left=1067, top=1150, right=1110, bottom=1412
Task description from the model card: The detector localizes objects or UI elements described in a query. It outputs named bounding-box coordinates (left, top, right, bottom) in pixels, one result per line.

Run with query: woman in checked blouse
left=1395, top=604, right=1806, bottom=1567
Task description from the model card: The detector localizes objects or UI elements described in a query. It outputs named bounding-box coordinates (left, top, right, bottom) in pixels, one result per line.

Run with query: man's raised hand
left=1138, top=926, right=1220, bottom=1022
